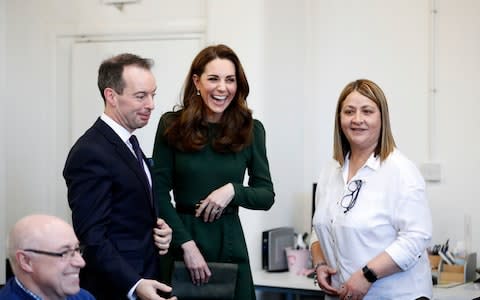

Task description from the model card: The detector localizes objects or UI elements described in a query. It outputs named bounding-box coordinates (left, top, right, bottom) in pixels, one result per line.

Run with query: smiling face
left=193, top=58, right=237, bottom=123
left=105, top=65, right=156, bottom=132
left=18, top=216, right=86, bottom=299
left=340, top=91, right=381, bottom=155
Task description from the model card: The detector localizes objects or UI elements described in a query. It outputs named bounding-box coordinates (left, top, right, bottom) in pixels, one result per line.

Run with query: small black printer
left=262, top=227, right=294, bottom=272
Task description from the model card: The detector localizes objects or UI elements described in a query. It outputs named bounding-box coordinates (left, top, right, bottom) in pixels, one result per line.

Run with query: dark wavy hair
left=165, top=44, right=253, bottom=153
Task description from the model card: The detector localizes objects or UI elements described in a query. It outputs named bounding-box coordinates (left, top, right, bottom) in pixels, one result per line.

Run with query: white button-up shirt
left=312, top=149, right=433, bottom=299
left=100, top=113, right=152, bottom=186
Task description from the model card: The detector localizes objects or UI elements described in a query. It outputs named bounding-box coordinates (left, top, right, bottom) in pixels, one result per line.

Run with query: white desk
left=254, top=269, right=480, bottom=300
left=253, top=270, right=323, bottom=300
left=433, top=282, right=480, bottom=300
left=253, top=270, right=319, bottom=291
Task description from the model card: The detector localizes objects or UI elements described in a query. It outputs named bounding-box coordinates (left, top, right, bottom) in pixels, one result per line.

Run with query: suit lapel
left=93, top=118, right=157, bottom=215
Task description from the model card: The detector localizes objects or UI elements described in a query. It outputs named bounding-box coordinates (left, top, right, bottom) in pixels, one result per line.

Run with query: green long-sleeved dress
left=152, top=111, right=275, bottom=300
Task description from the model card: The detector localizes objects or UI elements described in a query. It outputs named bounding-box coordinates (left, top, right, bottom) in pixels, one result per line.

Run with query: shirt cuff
left=385, top=242, right=423, bottom=271
left=127, top=279, right=143, bottom=300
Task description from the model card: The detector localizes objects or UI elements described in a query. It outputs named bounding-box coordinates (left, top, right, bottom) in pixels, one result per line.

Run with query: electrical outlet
left=420, top=162, right=442, bottom=182
left=102, top=0, right=139, bottom=4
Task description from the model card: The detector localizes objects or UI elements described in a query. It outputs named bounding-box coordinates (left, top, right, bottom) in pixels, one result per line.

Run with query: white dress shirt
left=312, top=149, right=433, bottom=299
left=100, top=113, right=152, bottom=186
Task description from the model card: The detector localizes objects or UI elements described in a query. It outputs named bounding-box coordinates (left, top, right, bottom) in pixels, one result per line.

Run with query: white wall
left=2, top=0, right=480, bottom=283
left=3, top=0, right=205, bottom=228
left=262, top=0, right=311, bottom=238
left=429, top=0, right=480, bottom=255
left=0, top=0, right=6, bottom=285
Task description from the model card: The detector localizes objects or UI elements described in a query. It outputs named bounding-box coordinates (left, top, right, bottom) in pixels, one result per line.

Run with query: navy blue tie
left=129, top=135, right=144, bottom=170
left=129, top=135, right=153, bottom=206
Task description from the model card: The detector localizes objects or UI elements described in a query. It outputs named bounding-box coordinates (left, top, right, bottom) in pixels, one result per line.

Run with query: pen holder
left=438, top=252, right=477, bottom=284
left=429, top=255, right=441, bottom=271
left=285, top=247, right=309, bottom=275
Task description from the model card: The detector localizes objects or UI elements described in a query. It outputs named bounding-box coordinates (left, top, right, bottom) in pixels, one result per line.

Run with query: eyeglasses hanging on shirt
left=340, top=180, right=363, bottom=213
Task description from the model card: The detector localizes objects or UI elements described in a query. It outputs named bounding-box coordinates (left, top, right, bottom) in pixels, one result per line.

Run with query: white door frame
left=51, top=29, right=205, bottom=222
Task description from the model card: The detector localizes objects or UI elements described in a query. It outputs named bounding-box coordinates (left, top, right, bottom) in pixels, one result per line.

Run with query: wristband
left=362, top=265, right=378, bottom=283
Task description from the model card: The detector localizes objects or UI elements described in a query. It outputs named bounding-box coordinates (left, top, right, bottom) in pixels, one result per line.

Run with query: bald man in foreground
left=0, top=214, right=95, bottom=300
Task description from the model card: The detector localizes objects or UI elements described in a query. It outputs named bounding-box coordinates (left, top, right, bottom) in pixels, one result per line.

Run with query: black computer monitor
left=311, top=182, right=317, bottom=228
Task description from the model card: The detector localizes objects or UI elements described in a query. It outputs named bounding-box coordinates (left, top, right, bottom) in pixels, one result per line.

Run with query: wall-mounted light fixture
left=102, top=0, right=141, bottom=12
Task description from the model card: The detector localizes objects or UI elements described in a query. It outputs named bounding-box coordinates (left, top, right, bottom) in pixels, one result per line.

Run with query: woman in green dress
left=152, top=44, right=275, bottom=300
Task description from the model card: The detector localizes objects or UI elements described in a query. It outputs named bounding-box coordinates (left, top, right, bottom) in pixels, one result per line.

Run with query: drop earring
left=196, top=90, right=200, bottom=96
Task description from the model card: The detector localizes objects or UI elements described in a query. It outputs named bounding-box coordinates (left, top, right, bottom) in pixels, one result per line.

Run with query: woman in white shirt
left=311, top=79, right=432, bottom=300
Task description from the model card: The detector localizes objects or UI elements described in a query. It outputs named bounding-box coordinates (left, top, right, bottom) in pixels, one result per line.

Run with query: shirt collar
left=100, top=113, right=134, bottom=143
left=342, top=152, right=381, bottom=182
left=364, top=152, right=381, bottom=170
left=14, top=277, right=43, bottom=300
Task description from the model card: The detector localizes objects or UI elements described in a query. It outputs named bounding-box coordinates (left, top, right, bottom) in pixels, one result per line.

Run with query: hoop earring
left=196, top=90, right=200, bottom=96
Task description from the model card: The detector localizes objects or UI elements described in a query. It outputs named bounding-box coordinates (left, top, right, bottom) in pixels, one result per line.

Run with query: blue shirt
left=0, top=277, right=95, bottom=300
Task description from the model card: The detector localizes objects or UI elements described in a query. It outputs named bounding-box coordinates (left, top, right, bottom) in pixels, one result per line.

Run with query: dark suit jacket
left=63, top=118, right=159, bottom=299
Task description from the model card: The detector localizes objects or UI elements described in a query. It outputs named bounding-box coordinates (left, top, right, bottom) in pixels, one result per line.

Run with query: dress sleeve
left=385, top=164, right=432, bottom=271
left=152, top=113, right=193, bottom=247
left=231, top=119, right=275, bottom=210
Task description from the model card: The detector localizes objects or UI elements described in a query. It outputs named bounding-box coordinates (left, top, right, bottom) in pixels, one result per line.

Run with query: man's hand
left=136, top=279, right=177, bottom=300
left=153, top=218, right=172, bottom=255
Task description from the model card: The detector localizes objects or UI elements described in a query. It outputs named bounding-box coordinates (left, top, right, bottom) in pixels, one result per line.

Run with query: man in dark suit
left=63, top=53, right=176, bottom=300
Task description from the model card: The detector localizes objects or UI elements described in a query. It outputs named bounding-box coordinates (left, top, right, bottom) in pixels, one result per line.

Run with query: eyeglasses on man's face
left=23, top=246, right=84, bottom=260
left=340, top=179, right=363, bottom=213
